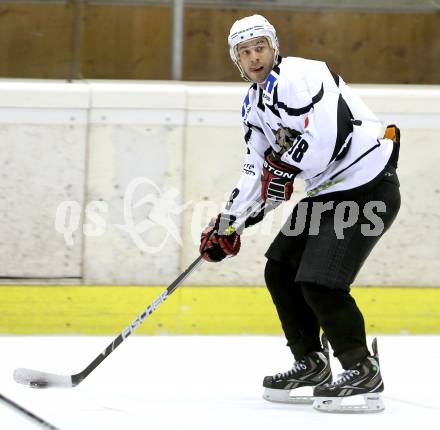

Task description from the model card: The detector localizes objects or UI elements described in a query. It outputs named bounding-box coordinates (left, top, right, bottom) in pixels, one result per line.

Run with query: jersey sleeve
left=222, top=123, right=269, bottom=229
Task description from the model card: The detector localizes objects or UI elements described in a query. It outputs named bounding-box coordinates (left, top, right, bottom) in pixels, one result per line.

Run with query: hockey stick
left=13, top=198, right=267, bottom=389
left=0, top=392, right=61, bottom=429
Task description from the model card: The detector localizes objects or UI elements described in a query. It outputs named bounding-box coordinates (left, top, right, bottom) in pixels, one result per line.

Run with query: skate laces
left=330, top=369, right=360, bottom=386
left=275, top=360, right=307, bottom=379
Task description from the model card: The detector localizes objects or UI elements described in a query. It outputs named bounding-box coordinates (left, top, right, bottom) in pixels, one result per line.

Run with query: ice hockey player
left=199, top=14, right=400, bottom=413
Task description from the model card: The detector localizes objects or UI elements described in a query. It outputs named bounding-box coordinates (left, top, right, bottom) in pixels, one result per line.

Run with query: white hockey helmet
left=228, top=14, right=279, bottom=81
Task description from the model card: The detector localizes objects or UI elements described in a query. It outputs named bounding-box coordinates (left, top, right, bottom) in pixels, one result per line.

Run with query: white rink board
left=0, top=123, right=87, bottom=278
left=0, top=335, right=439, bottom=430
left=0, top=80, right=439, bottom=285
left=83, top=81, right=186, bottom=284
left=84, top=123, right=184, bottom=284
left=0, top=81, right=88, bottom=279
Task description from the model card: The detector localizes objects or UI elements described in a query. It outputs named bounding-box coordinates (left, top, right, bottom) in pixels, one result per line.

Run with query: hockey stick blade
left=13, top=368, right=73, bottom=389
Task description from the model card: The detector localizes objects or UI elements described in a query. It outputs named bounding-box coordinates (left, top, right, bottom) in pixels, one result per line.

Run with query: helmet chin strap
left=235, top=61, right=253, bottom=83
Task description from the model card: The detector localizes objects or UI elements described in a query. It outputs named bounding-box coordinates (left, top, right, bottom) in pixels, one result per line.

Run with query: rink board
left=0, top=286, right=439, bottom=335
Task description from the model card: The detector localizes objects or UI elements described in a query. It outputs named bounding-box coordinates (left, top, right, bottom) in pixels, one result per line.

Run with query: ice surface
left=0, top=335, right=439, bottom=429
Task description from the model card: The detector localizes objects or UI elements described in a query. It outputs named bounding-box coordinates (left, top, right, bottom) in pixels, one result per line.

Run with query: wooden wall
left=0, top=2, right=76, bottom=79
left=0, top=2, right=438, bottom=83
left=81, top=4, right=171, bottom=80
left=185, top=9, right=440, bottom=84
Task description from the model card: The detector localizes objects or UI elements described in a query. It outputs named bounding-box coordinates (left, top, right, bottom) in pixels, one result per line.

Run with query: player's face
left=237, top=37, right=274, bottom=84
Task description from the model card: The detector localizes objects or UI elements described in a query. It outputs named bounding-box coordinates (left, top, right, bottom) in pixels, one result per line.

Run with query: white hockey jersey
left=224, top=56, right=393, bottom=222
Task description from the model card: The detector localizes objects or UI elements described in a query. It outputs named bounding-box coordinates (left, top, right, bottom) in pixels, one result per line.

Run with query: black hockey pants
left=264, top=165, right=401, bottom=369
left=265, top=260, right=369, bottom=369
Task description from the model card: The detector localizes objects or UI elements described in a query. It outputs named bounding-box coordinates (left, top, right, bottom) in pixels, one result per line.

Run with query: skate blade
left=313, top=393, right=385, bottom=413
left=263, top=386, right=314, bottom=404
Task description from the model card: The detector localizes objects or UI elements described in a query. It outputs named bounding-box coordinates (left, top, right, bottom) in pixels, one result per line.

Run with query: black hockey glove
left=261, top=151, right=300, bottom=202
left=199, top=213, right=241, bottom=263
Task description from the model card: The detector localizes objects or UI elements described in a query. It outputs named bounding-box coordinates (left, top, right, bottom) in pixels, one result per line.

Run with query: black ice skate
left=262, top=334, right=332, bottom=404
left=313, top=338, right=385, bottom=413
